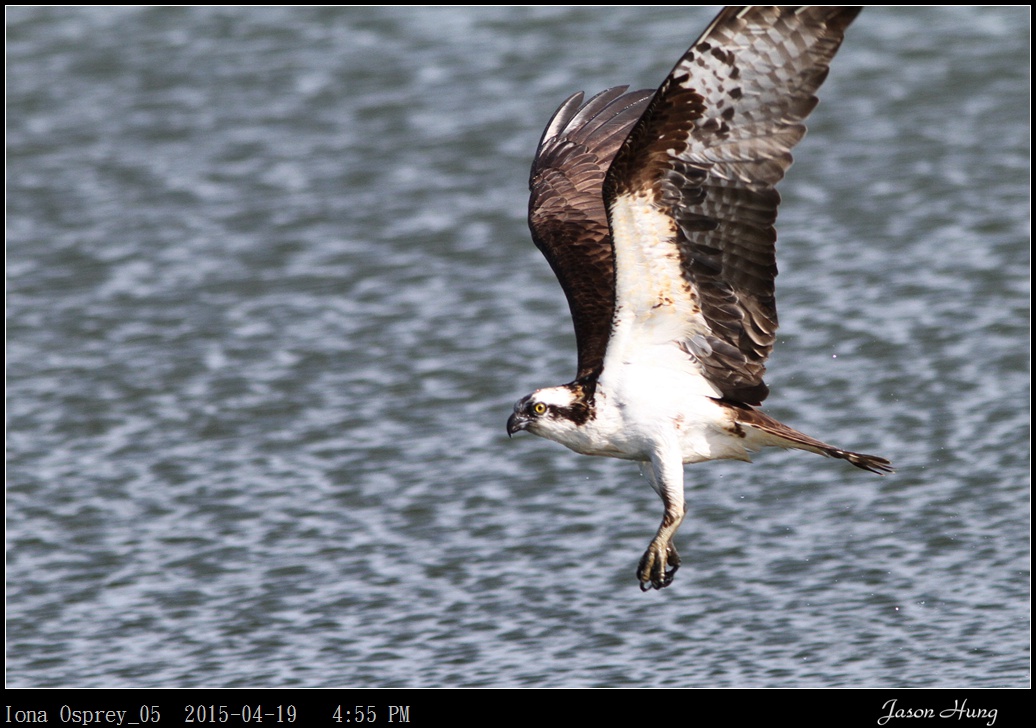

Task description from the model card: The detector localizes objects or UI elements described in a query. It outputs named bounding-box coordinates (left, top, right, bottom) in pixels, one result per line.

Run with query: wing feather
left=604, top=6, right=861, bottom=405
left=528, top=87, right=653, bottom=382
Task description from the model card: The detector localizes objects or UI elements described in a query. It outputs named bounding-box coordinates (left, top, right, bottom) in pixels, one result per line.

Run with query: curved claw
left=637, top=540, right=681, bottom=591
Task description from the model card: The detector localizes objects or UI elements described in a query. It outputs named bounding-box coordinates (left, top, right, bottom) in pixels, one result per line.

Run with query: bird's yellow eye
left=532, top=402, right=547, bottom=415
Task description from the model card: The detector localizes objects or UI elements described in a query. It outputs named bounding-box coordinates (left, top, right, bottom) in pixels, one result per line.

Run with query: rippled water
left=7, top=7, right=1029, bottom=687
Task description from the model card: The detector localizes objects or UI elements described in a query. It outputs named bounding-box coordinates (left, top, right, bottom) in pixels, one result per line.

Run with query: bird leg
left=638, top=506, right=685, bottom=590
left=637, top=450, right=686, bottom=591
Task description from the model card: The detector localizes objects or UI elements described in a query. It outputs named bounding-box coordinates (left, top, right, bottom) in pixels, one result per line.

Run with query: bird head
left=507, top=385, right=589, bottom=440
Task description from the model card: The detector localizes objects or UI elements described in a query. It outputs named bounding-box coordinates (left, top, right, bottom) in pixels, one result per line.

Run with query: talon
left=637, top=540, right=680, bottom=590
left=667, top=543, right=682, bottom=571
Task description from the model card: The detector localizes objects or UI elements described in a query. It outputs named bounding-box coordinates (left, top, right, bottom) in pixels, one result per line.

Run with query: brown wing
left=605, top=7, right=861, bottom=405
left=528, top=87, right=653, bottom=382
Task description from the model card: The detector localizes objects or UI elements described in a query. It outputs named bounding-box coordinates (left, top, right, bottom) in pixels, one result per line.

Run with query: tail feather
left=822, top=446, right=894, bottom=475
left=727, top=402, right=895, bottom=475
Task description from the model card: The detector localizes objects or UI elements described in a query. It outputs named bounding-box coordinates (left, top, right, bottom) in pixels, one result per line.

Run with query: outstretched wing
left=528, top=87, right=653, bottom=383
left=604, top=7, right=861, bottom=405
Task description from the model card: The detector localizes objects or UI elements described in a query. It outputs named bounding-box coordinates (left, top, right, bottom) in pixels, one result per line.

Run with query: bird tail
left=730, top=403, right=894, bottom=475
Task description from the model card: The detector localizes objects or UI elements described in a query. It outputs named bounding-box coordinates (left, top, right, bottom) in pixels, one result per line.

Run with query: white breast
left=584, top=360, right=754, bottom=465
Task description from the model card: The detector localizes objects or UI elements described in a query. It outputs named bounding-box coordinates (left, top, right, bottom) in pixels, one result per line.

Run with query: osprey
left=507, top=6, right=892, bottom=591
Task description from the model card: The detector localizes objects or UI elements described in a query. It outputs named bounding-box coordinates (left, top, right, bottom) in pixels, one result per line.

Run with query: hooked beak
left=507, top=411, right=528, bottom=437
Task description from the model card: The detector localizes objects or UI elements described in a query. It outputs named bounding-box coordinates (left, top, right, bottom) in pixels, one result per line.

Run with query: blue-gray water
left=7, top=7, right=1029, bottom=688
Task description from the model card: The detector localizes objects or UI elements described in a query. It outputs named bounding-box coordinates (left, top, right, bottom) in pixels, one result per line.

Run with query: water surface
left=7, top=6, right=1029, bottom=687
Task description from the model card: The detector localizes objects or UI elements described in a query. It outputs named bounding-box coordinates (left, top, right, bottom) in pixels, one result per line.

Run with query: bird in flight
left=507, top=6, right=892, bottom=591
